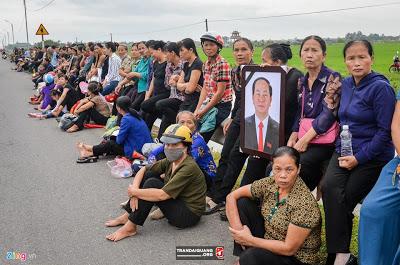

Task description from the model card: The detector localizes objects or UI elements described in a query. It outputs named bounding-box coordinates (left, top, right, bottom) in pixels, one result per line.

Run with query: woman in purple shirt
left=322, top=40, right=396, bottom=265
left=287, top=35, right=340, bottom=193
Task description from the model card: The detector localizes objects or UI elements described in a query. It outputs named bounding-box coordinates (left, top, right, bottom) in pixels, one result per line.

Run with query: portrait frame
left=240, top=65, right=286, bottom=159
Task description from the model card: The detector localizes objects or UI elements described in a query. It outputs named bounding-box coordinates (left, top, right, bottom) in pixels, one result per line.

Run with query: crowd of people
left=6, top=33, right=400, bottom=265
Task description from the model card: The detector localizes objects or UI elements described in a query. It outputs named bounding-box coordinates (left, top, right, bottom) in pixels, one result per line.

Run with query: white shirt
left=105, top=53, right=122, bottom=83
left=254, top=115, right=269, bottom=148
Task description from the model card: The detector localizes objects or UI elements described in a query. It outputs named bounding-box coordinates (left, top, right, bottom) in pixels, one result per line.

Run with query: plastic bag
left=141, top=142, right=163, bottom=157
left=106, top=157, right=133, bottom=178
left=58, top=113, right=78, bottom=131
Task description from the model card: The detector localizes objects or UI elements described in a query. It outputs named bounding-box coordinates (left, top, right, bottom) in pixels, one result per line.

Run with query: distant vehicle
left=389, top=51, right=400, bottom=72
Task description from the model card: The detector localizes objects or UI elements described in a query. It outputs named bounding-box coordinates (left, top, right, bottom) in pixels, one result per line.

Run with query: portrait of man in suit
left=244, top=77, right=279, bottom=155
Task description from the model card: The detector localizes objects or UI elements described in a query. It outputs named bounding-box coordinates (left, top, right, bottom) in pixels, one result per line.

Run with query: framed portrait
left=240, top=65, right=286, bottom=159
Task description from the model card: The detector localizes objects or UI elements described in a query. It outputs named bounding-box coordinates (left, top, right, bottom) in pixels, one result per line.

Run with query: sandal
left=76, top=156, right=98, bottom=163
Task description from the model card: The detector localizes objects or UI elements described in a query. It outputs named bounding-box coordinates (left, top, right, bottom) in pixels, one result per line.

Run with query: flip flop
left=76, top=156, right=98, bottom=163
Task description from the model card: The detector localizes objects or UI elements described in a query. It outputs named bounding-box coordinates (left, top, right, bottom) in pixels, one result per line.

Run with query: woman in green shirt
left=105, top=124, right=207, bottom=242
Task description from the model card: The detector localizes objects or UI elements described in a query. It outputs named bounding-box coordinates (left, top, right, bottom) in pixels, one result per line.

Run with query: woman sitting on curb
left=226, top=146, right=321, bottom=265
left=67, top=81, right=111, bottom=133
left=76, top=96, right=152, bottom=163
left=105, top=124, right=207, bottom=242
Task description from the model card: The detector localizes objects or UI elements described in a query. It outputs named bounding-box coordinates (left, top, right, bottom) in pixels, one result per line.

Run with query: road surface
left=0, top=59, right=235, bottom=265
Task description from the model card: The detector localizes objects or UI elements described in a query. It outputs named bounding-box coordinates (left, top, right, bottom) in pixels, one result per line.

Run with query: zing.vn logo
left=6, top=251, right=37, bottom=262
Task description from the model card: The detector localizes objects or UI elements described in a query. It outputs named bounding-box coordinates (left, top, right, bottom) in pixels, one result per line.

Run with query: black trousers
left=212, top=117, right=270, bottom=203
left=156, top=97, right=182, bottom=139
left=321, top=152, right=386, bottom=253
left=234, top=198, right=305, bottom=265
left=92, top=139, right=124, bottom=157
left=213, top=117, right=241, bottom=189
left=299, top=144, right=334, bottom=191
left=74, top=107, right=108, bottom=129
left=112, top=85, right=135, bottom=116
left=140, top=92, right=170, bottom=131
left=124, top=173, right=200, bottom=228
left=201, top=101, right=232, bottom=143
left=130, top=91, right=145, bottom=111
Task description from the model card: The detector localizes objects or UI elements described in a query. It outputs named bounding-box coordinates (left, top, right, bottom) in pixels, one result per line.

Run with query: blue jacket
left=116, top=113, right=153, bottom=157
left=336, top=72, right=396, bottom=165
left=148, top=132, right=217, bottom=179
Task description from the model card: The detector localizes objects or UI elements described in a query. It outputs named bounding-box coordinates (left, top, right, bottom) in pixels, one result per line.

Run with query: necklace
left=267, top=191, right=287, bottom=222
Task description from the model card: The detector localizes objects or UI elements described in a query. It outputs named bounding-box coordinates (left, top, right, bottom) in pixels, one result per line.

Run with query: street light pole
left=23, top=0, right=29, bottom=44
left=4, top=19, right=14, bottom=44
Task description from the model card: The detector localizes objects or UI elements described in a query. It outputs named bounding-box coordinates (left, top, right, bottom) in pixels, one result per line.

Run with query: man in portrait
left=244, top=77, right=279, bottom=154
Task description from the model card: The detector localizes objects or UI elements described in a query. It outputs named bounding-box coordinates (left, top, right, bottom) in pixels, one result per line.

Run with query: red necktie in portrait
left=258, top=121, right=264, bottom=152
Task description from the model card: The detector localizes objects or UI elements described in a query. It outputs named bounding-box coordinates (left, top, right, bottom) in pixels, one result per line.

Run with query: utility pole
left=205, top=19, right=208, bottom=32
left=110, top=33, right=113, bottom=42
left=23, top=0, right=29, bottom=44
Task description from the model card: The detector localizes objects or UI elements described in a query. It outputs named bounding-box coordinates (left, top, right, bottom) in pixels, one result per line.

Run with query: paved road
left=0, top=59, right=235, bottom=265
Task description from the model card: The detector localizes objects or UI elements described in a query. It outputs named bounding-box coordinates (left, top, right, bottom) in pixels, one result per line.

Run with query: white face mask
left=164, top=147, right=185, bottom=162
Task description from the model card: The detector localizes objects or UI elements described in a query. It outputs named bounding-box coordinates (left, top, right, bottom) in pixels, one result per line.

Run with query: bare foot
left=105, top=213, right=128, bottom=227
left=67, top=124, right=79, bottom=133
left=106, top=221, right=137, bottom=242
left=82, top=143, right=92, bottom=151
left=76, top=142, right=93, bottom=158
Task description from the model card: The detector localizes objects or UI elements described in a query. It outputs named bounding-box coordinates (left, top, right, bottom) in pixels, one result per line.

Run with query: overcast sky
left=0, top=0, right=399, bottom=44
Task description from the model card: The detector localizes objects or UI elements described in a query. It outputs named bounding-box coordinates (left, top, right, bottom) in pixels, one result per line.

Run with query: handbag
left=298, top=87, right=339, bottom=144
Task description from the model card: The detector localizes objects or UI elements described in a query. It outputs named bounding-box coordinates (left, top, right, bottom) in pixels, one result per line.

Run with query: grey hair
left=176, top=111, right=196, bottom=123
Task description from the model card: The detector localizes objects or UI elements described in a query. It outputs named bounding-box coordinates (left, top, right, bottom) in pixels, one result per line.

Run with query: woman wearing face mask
left=287, top=36, right=341, bottom=194
left=148, top=111, right=217, bottom=190
left=146, top=111, right=217, bottom=220
left=105, top=124, right=207, bottom=242
left=322, top=40, right=396, bottom=265
left=195, top=32, right=233, bottom=143
left=226, top=146, right=321, bottom=265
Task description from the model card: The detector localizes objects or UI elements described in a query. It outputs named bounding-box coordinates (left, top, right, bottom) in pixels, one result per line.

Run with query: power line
left=208, top=2, right=400, bottom=22
left=32, top=0, right=56, bottom=12
left=133, top=21, right=204, bottom=35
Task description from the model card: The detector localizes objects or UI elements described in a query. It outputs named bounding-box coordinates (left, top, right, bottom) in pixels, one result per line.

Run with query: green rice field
left=199, top=42, right=400, bottom=90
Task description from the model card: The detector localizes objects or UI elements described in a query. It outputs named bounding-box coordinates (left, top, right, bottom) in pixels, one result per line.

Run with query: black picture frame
left=240, top=65, right=286, bottom=159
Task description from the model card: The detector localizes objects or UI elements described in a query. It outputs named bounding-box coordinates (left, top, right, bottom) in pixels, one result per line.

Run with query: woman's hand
left=229, top=225, right=254, bottom=247
left=260, top=63, right=271, bottom=68
left=194, top=109, right=204, bottom=120
left=293, top=137, right=309, bottom=153
left=325, top=75, right=341, bottom=109
left=129, top=197, right=139, bottom=212
left=115, top=84, right=122, bottom=95
left=338, top=156, right=358, bottom=170
left=128, top=184, right=136, bottom=198
left=223, top=118, right=233, bottom=135
left=287, top=132, right=298, bottom=147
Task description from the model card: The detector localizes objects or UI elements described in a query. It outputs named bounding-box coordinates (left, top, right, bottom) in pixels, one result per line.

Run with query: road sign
left=35, top=24, right=49, bottom=36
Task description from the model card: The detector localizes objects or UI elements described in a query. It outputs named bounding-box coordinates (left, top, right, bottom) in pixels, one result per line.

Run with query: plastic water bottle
left=340, top=125, right=353, bottom=156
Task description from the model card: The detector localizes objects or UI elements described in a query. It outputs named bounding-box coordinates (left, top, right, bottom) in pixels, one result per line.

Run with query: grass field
left=199, top=42, right=400, bottom=90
